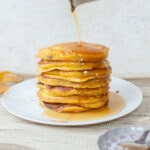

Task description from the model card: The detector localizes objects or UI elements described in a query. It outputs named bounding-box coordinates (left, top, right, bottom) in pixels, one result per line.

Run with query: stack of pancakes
left=36, top=42, right=111, bottom=113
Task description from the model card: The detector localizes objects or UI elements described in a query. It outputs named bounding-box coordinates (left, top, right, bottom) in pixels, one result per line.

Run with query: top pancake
left=36, top=42, right=109, bottom=62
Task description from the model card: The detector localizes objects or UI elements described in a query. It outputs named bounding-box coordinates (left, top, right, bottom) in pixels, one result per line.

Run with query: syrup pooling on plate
left=43, top=92, right=125, bottom=121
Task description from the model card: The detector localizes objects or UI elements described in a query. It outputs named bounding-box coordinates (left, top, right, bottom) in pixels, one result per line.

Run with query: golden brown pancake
left=41, top=101, right=88, bottom=112
left=37, top=82, right=109, bottom=96
left=79, top=98, right=108, bottom=108
left=38, top=59, right=110, bottom=72
left=36, top=42, right=111, bottom=113
left=40, top=94, right=108, bottom=110
left=38, top=89, right=108, bottom=105
left=41, top=67, right=111, bottom=82
left=36, top=42, right=109, bottom=62
left=37, top=75, right=110, bottom=88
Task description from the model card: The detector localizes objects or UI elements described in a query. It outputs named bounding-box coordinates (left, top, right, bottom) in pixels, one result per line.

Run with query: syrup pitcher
left=69, top=0, right=98, bottom=12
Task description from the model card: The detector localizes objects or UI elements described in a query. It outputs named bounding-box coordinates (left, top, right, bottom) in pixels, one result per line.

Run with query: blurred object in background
left=0, top=83, right=9, bottom=94
left=0, top=71, right=22, bottom=94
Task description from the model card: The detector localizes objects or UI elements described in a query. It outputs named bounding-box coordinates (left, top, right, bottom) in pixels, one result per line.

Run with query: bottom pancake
left=41, top=101, right=89, bottom=113
left=41, top=100, right=108, bottom=113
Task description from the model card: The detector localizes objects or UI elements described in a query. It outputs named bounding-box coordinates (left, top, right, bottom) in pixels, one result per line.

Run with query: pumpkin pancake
left=79, top=98, right=108, bottom=108
left=41, top=67, right=111, bottom=82
left=37, top=75, right=110, bottom=88
left=41, top=101, right=88, bottom=113
left=41, top=95, right=108, bottom=112
left=36, top=42, right=111, bottom=113
left=37, top=82, right=109, bottom=96
left=36, top=42, right=109, bottom=62
left=38, top=89, right=108, bottom=105
left=38, top=59, right=110, bottom=72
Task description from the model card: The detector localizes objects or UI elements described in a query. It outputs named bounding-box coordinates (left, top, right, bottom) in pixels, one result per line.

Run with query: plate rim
left=2, top=77, right=143, bottom=126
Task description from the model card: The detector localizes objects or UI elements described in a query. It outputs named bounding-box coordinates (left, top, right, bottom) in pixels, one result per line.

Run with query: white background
left=0, top=0, right=149, bottom=78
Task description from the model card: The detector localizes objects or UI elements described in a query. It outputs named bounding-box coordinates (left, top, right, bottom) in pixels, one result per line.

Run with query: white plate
left=2, top=77, right=142, bottom=126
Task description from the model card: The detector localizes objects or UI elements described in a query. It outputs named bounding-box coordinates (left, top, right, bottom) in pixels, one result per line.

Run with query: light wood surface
left=0, top=77, right=149, bottom=150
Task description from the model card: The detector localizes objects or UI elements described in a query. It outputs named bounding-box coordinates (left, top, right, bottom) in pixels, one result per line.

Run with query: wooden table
left=0, top=78, right=149, bottom=150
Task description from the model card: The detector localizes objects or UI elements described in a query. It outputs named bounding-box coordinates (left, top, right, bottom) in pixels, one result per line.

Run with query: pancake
left=79, top=98, right=108, bottom=108
left=42, top=100, right=107, bottom=109
left=38, top=89, right=108, bottom=104
left=36, top=42, right=109, bottom=62
left=36, top=42, right=111, bottom=113
left=38, top=75, right=110, bottom=88
left=37, top=82, right=109, bottom=96
left=38, top=59, right=110, bottom=72
left=41, top=67, right=111, bottom=82
left=42, top=101, right=88, bottom=113
left=41, top=95, right=107, bottom=112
